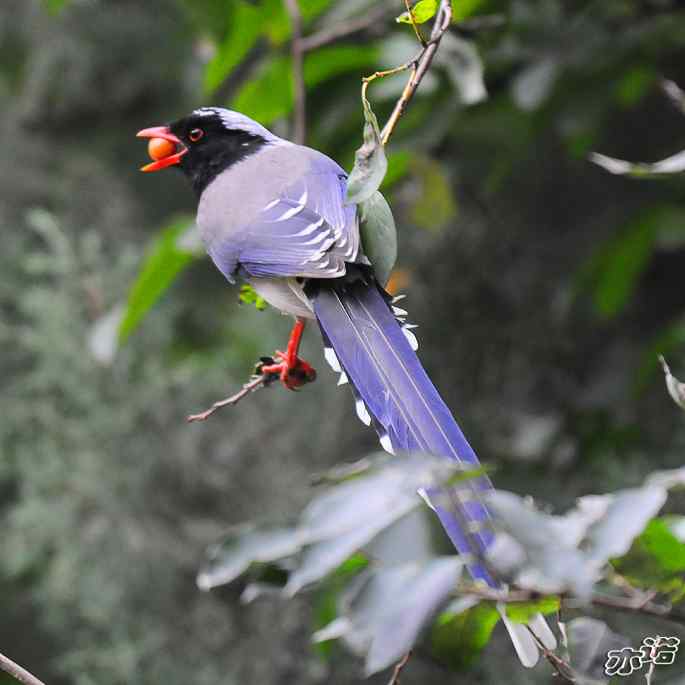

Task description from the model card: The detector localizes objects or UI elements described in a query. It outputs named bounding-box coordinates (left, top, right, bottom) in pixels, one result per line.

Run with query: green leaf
left=584, top=486, right=667, bottom=564
left=118, top=217, right=198, bottom=344
left=612, top=517, right=685, bottom=601
left=43, top=0, right=69, bottom=13
left=359, top=191, right=397, bottom=287
left=286, top=520, right=414, bottom=595
left=296, top=453, right=457, bottom=542
left=615, top=66, right=656, bottom=107
left=485, top=490, right=599, bottom=598
left=313, top=553, right=369, bottom=657
left=315, top=559, right=463, bottom=674
left=239, top=284, right=267, bottom=311
left=345, top=93, right=388, bottom=205
left=451, top=0, right=487, bottom=22
left=196, top=524, right=302, bottom=591
left=364, top=558, right=463, bottom=675
left=287, top=454, right=455, bottom=594
left=304, top=44, right=378, bottom=89
left=232, top=45, right=378, bottom=126
left=203, top=0, right=334, bottom=93
left=262, top=0, right=333, bottom=45
left=203, top=1, right=264, bottom=94
left=179, top=0, right=233, bottom=39
left=634, top=518, right=685, bottom=571
left=232, top=56, right=292, bottom=125
left=285, top=453, right=462, bottom=594
left=431, top=599, right=500, bottom=669
left=582, top=209, right=662, bottom=318
left=504, top=596, right=560, bottom=624
left=485, top=485, right=666, bottom=599
left=396, top=0, right=438, bottom=25
left=408, top=156, right=457, bottom=230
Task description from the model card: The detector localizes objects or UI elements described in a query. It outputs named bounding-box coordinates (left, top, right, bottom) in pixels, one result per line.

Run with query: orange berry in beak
left=148, top=137, right=176, bottom=161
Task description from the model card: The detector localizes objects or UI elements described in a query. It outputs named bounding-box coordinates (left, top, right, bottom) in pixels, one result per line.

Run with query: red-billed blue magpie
left=137, top=107, right=556, bottom=665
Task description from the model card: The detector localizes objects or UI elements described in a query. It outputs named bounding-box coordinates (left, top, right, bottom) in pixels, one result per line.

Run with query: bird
left=137, top=107, right=556, bottom=666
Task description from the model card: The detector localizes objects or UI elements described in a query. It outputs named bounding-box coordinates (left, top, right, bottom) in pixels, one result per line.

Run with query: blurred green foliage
left=4, top=0, right=685, bottom=684
left=432, top=600, right=501, bottom=669
left=118, top=216, right=197, bottom=343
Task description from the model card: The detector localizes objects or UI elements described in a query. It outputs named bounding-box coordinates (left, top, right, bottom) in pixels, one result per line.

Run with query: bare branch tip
left=0, top=651, right=47, bottom=685
left=387, top=650, right=412, bottom=685
left=186, top=374, right=269, bottom=423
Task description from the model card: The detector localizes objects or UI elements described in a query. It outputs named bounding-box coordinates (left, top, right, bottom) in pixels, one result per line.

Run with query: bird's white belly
left=248, top=276, right=315, bottom=319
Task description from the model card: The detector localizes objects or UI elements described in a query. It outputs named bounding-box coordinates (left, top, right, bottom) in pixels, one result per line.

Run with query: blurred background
left=2, top=0, right=685, bottom=683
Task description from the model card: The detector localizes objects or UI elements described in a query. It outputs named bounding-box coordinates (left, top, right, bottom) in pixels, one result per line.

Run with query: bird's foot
left=257, top=351, right=317, bottom=390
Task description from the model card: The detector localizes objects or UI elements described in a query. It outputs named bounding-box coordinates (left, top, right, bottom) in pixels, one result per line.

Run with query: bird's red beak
left=136, top=126, right=187, bottom=172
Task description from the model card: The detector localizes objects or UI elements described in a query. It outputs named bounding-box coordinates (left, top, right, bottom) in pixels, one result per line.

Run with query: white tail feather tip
left=402, top=327, right=419, bottom=351
left=355, top=399, right=371, bottom=426
left=323, top=347, right=342, bottom=373
left=379, top=433, right=395, bottom=454
left=498, top=605, right=540, bottom=668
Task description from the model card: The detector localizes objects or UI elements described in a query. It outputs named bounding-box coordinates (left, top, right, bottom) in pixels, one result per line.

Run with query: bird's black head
left=137, top=107, right=275, bottom=195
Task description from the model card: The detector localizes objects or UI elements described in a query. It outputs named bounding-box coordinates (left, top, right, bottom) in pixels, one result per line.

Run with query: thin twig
left=526, top=626, right=578, bottom=684
left=0, top=651, right=46, bottom=685
left=379, top=0, right=453, bottom=144
left=284, top=0, right=306, bottom=144
left=575, top=593, right=685, bottom=627
left=187, top=374, right=270, bottom=422
left=644, top=656, right=656, bottom=685
left=460, top=585, right=685, bottom=627
left=387, top=650, right=412, bottom=685
left=362, top=59, right=419, bottom=102
left=300, top=1, right=397, bottom=52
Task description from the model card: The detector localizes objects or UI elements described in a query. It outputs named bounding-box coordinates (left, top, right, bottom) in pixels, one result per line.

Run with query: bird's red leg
left=260, top=318, right=317, bottom=390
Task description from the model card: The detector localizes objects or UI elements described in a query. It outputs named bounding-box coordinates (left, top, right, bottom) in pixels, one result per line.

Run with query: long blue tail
left=310, top=271, right=554, bottom=665
left=311, top=272, right=495, bottom=580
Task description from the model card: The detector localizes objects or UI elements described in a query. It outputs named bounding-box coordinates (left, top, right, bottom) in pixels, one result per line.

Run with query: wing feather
left=207, top=150, right=362, bottom=280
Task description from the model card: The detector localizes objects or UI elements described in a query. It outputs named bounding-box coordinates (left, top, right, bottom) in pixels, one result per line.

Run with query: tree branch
left=284, top=0, right=306, bottom=144
left=187, top=373, right=273, bottom=422
left=461, top=585, right=685, bottom=628
left=387, top=650, right=412, bottom=685
left=378, top=0, right=453, bottom=144
left=299, top=1, right=397, bottom=53
left=573, top=592, right=685, bottom=627
left=526, top=626, right=578, bottom=684
left=0, top=651, right=46, bottom=685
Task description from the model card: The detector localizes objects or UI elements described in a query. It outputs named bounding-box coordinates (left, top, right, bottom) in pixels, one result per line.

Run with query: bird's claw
left=257, top=352, right=317, bottom=390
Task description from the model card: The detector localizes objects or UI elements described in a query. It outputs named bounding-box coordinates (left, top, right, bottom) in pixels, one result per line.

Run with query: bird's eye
left=189, top=128, right=204, bottom=143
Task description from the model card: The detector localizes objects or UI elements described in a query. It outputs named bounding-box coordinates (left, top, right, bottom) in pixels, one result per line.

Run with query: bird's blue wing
left=208, top=155, right=360, bottom=280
